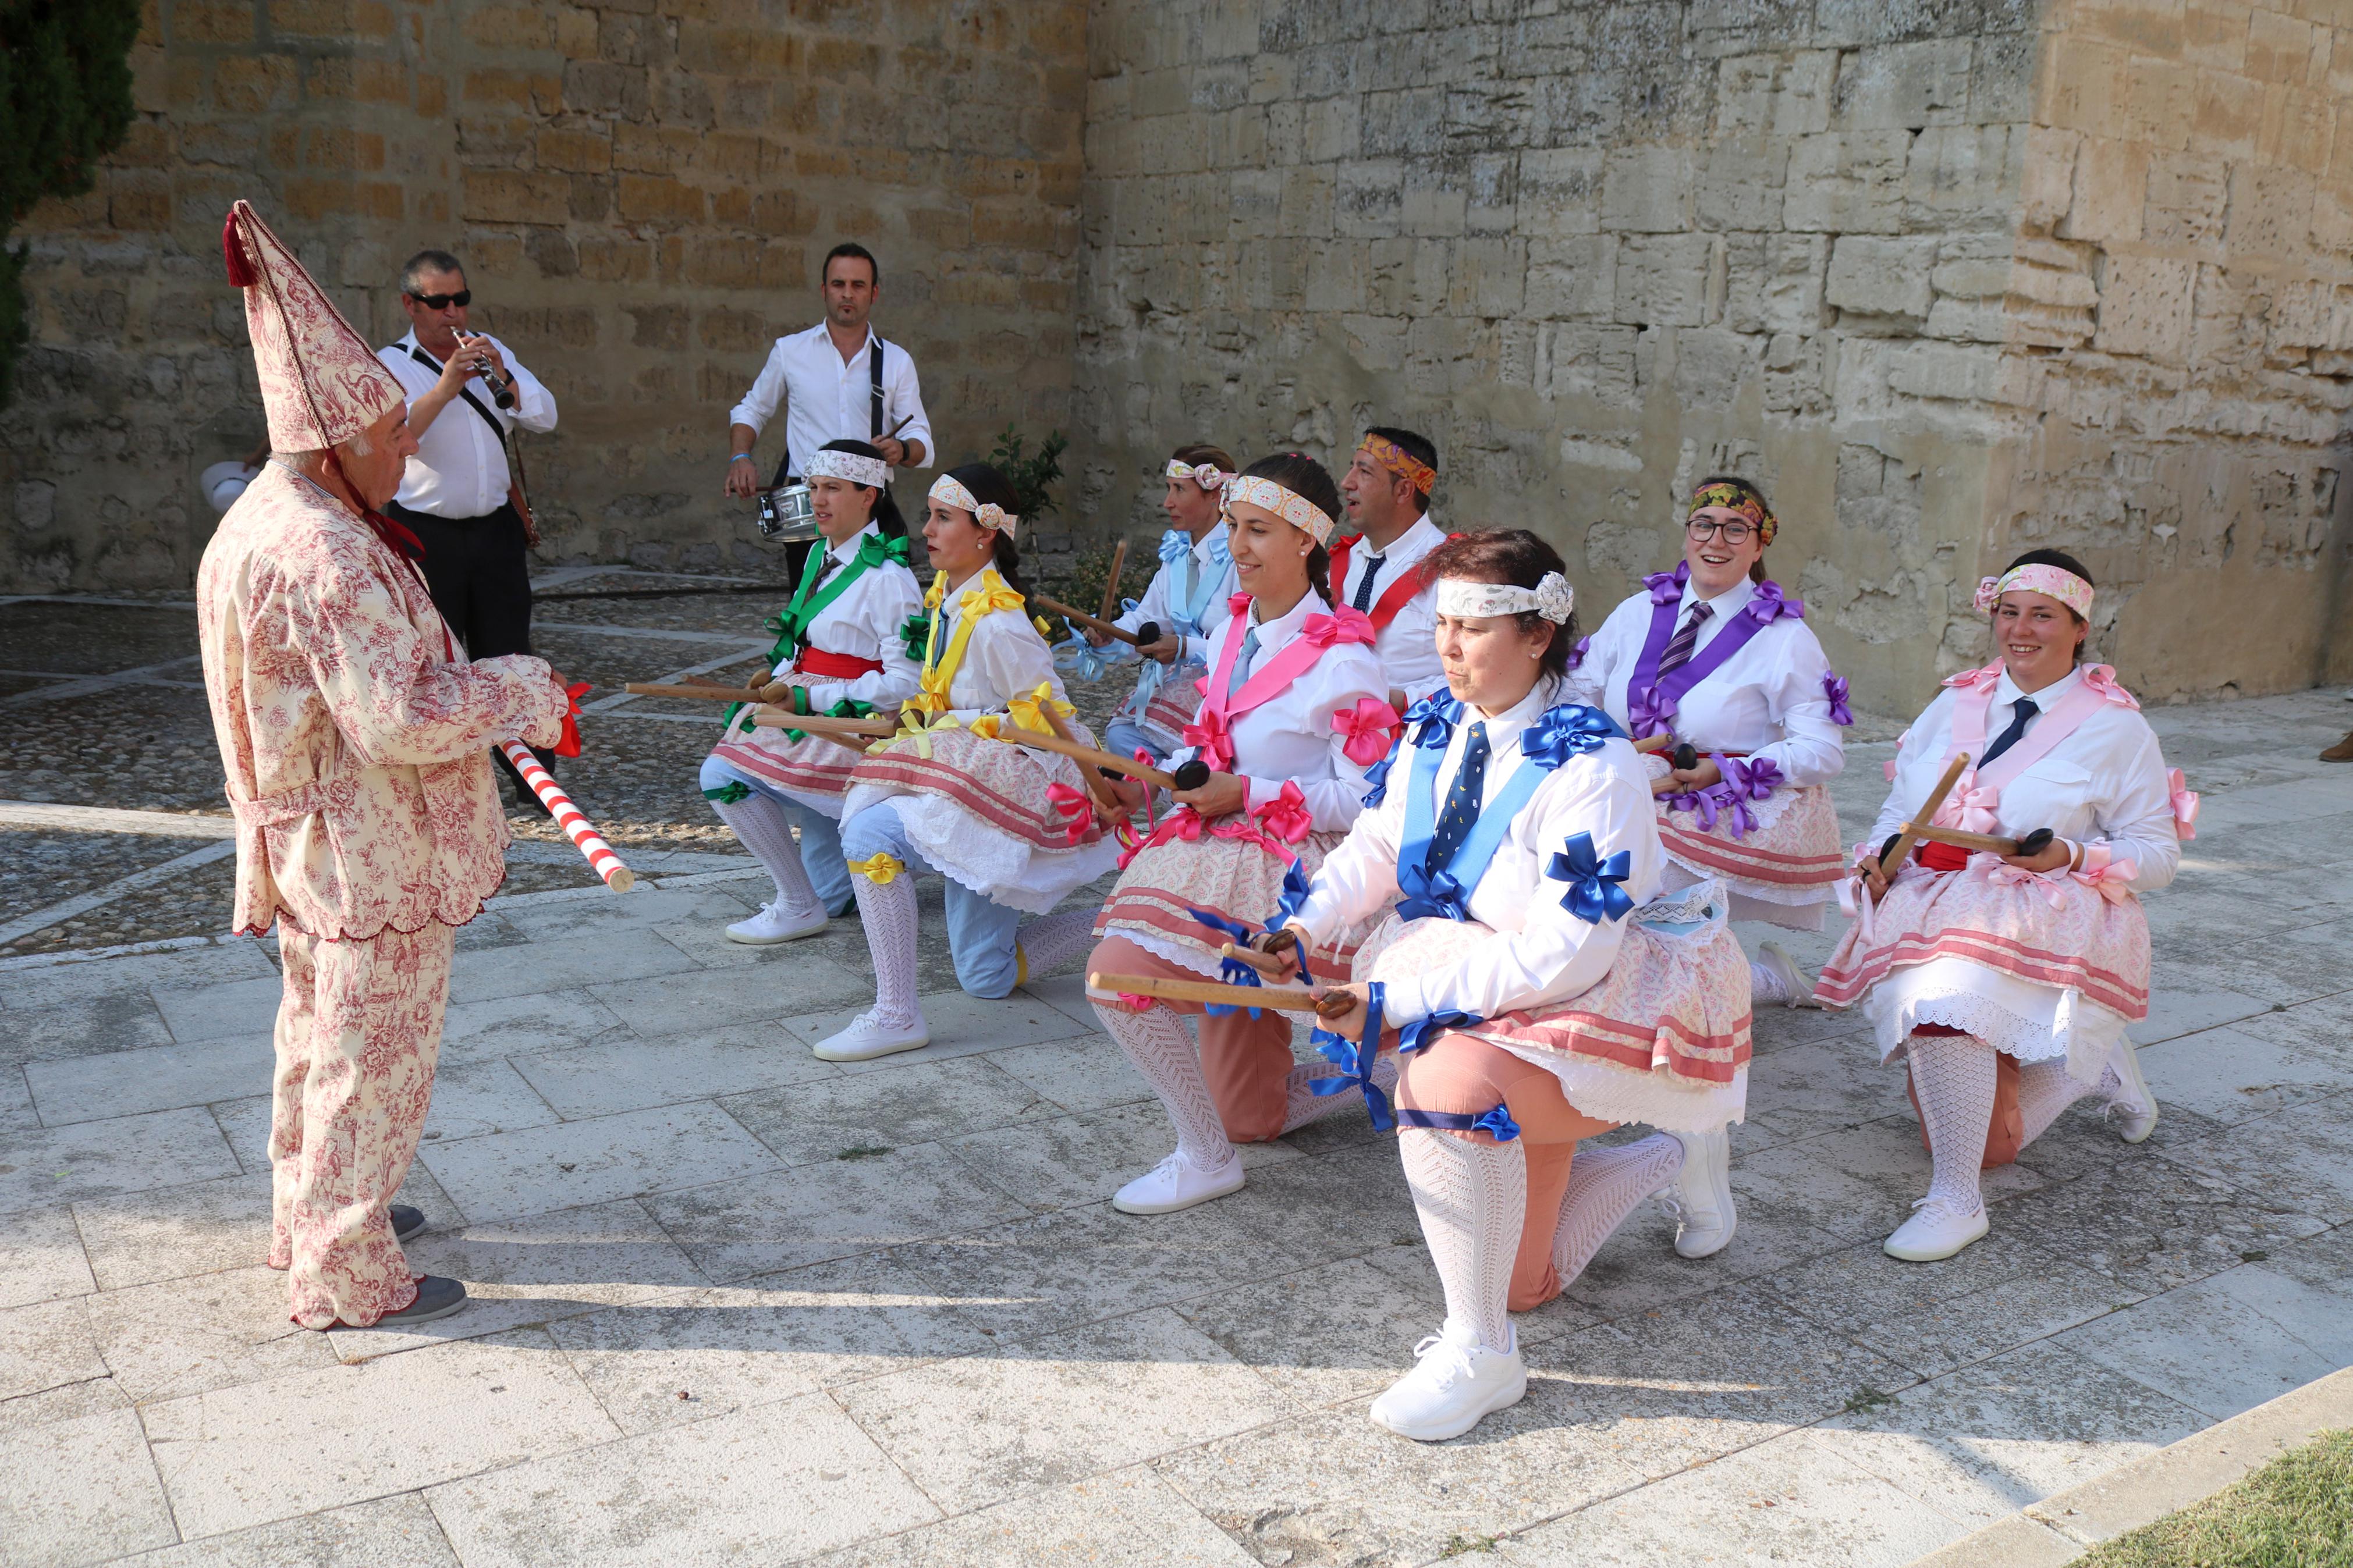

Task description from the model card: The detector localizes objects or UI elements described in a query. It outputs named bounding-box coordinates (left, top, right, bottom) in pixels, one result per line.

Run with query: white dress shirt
left=924, top=577, right=1072, bottom=721
left=1572, top=575, right=1845, bottom=787
left=1871, top=664, right=2181, bottom=893
left=728, top=322, right=933, bottom=478
left=1292, top=680, right=1665, bottom=1023
left=1167, top=591, right=1389, bottom=832
left=378, top=330, right=557, bottom=518
left=779, top=524, right=925, bottom=713
left=1336, top=514, right=1447, bottom=702
left=1095, top=528, right=1240, bottom=670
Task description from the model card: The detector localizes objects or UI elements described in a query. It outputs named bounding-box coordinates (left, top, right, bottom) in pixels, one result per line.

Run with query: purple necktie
left=1656, top=600, right=1713, bottom=677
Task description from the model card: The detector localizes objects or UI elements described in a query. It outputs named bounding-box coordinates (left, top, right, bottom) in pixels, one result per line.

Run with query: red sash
left=1329, top=534, right=1453, bottom=633
left=796, top=647, right=883, bottom=679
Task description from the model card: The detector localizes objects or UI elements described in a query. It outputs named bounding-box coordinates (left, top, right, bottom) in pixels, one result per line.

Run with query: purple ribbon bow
left=1644, top=565, right=1688, bottom=605
left=1822, top=671, right=1854, bottom=727
left=1627, top=686, right=1678, bottom=740
left=1744, top=579, right=1804, bottom=624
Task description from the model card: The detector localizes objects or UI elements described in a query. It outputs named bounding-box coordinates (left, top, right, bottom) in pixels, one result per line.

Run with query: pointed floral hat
left=221, top=200, right=405, bottom=451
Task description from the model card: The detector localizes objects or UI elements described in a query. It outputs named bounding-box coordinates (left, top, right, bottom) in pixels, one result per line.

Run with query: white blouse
left=1573, top=575, right=1845, bottom=788
left=1872, top=664, right=2181, bottom=893
left=1336, top=515, right=1447, bottom=704
left=1099, top=528, right=1239, bottom=667
left=1167, top=590, right=1387, bottom=833
left=1291, top=681, right=1665, bottom=1025
left=779, top=524, right=925, bottom=713
left=925, top=575, right=1074, bottom=722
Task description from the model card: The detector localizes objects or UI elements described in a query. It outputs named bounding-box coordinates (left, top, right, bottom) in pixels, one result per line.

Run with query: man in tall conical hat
left=198, top=201, right=572, bottom=1330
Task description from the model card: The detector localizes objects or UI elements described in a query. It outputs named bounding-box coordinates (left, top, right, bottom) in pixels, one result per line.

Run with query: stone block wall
left=3, top=0, right=1084, bottom=592
left=1071, top=0, right=2353, bottom=707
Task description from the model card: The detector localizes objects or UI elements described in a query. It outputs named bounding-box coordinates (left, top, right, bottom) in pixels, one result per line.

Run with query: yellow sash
left=895, top=570, right=1033, bottom=755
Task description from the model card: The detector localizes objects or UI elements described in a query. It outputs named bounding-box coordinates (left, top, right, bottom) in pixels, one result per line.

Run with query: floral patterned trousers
left=267, top=920, right=455, bottom=1329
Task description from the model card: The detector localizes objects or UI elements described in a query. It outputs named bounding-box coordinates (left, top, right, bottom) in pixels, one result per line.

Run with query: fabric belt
left=794, top=647, right=883, bottom=679
left=1917, top=840, right=1972, bottom=872
left=228, top=774, right=359, bottom=830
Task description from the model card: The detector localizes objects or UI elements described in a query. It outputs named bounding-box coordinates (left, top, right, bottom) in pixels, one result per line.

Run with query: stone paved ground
left=5, top=588, right=2353, bottom=1565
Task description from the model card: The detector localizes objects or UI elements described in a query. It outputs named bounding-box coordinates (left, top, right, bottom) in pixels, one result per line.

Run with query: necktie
left=1226, top=625, right=1260, bottom=697
left=1426, top=722, right=1489, bottom=871
left=1351, top=552, right=1386, bottom=614
left=1655, top=600, right=1713, bottom=677
left=1976, top=696, right=2039, bottom=768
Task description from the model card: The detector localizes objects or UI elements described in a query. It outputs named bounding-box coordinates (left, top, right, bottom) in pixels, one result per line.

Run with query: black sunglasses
left=406, top=289, right=471, bottom=310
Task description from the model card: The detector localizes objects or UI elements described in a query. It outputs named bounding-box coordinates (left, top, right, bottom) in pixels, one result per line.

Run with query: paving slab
left=722, top=1052, right=1060, bottom=1167
left=0, top=1406, right=177, bottom=1567
left=510, top=1019, right=839, bottom=1119
left=798, top=1465, right=1257, bottom=1567
left=111, top=1493, right=460, bottom=1567
left=0, top=1296, right=105, bottom=1404
left=2054, top=1262, right=2353, bottom=1419
left=151, top=976, right=281, bottom=1046
left=417, top=1101, right=782, bottom=1224
left=28, top=1034, right=272, bottom=1126
left=0, top=1107, right=238, bottom=1215
left=84, top=1265, right=340, bottom=1404
left=0, top=1205, right=95, bottom=1307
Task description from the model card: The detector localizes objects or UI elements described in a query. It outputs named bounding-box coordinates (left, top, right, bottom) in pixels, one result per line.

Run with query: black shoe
left=334, top=1275, right=467, bottom=1329
left=391, top=1204, right=426, bottom=1243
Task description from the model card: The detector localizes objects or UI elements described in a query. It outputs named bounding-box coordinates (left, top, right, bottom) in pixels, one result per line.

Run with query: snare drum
left=755, top=481, right=817, bottom=541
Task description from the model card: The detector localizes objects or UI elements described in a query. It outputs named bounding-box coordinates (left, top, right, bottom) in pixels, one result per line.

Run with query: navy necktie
left=1426, top=722, right=1489, bottom=871
left=1656, top=600, right=1712, bottom=677
left=1351, top=552, right=1385, bottom=614
left=1977, top=696, right=2039, bottom=768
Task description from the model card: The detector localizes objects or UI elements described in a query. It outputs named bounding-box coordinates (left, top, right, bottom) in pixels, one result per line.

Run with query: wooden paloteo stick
left=1633, top=733, right=1674, bottom=755
left=1089, top=970, right=1357, bottom=1019
left=1219, top=942, right=1286, bottom=976
left=989, top=726, right=1178, bottom=791
left=1032, top=594, right=1143, bottom=647
left=1099, top=538, right=1129, bottom=621
left=1880, top=752, right=1971, bottom=877
left=1041, top=703, right=1124, bottom=815
left=624, top=681, right=766, bottom=702
left=1902, top=820, right=2017, bottom=857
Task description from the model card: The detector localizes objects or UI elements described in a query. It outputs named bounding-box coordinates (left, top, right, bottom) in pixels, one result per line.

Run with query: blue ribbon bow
left=1396, top=1008, right=1483, bottom=1057
left=1520, top=703, right=1624, bottom=767
left=1546, top=831, right=1635, bottom=925
left=1396, top=867, right=1473, bottom=923
left=1268, top=860, right=1316, bottom=983
left=1158, top=528, right=1191, bottom=565
left=1401, top=692, right=1462, bottom=751
left=1396, top=1102, right=1521, bottom=1142
left=1307, top=980, right=1392, bottom=1131
left=1188, top=907, right=1269, bottom=1014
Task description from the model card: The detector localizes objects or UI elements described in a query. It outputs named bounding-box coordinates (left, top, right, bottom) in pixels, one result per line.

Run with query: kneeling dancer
left=1087, top=453, right=1395, bottom=1213
left=702, top=439, right=922, bottom=943
left=1574, top=477, right=1848, bottom=1005
left=822, top=464, right=1120, bottom=1060
left=1816, top=549, right=2192, bottom=1263
left=1277, top=531, right=1752, bottom=1441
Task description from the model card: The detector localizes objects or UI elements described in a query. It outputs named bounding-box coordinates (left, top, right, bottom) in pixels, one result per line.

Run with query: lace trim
left=1876, top=990, right=2071, bottom=1067
left=1469, top=1041, right=1748, bottom=1133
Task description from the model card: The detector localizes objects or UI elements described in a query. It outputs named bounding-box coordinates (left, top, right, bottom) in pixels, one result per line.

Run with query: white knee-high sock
left=1748, top=959, right=1788, bottom=1004
left=1552, top=1133, right=1685, bottom=1286
left=711, top=794, right=822, bottom=918
left=2017, top=1059, right=2092, bottom=1149
left=850, top=870, right=923, bottom=1030
left=1907, top=1032, right=1997, bottom=1215
left=1093, top=1000, right=1234, bottom=1168
left=1400, top=1128, right=1522, bottom=1356
left=1278, top=1052, right=1400, bottom=1134
left=1014, top=909, right=1098, bottom=979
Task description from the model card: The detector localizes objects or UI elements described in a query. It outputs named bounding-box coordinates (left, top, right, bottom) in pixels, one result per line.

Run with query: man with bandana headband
left=1335, top=426, right=1450, bottom=710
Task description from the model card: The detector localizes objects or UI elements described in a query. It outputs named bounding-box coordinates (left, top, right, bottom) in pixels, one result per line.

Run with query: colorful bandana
left=1435, top=573, right=1575, bottom=624
left=805, top=449, right=889, bottom=489
left=1357, top=433, right=1436, bottom=496
left=1165, top=458, right=1227, bottom=490
left=1222, top=474, right=1335, bottom=545
left=1976, top=563, right=2093, bottom=618
left=928, top=474, right=1017, bottom=536
left=1687, top=481, right=1776, bottom=547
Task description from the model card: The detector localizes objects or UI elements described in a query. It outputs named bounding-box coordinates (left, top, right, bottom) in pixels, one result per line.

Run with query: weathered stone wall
left=2, top=0, right=1084, bottom=592
left=1070, top=0, right=2353, bottom=707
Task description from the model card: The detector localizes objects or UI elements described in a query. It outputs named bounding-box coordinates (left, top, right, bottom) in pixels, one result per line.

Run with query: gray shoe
left=335, top=1275, right=467, bottom=1329
left=391, top=1204, right=426, bottom=1243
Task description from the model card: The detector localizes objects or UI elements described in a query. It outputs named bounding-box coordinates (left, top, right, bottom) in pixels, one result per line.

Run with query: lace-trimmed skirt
left=708, top=695, right=863, bottom=820
left=1655, top=782, right=1846, bottom=929
left=841, top=722, right=1121, bottom=915
left=1094, top=824, right=1369, bottom=979
left=1354, top=902, right=1751, bottom=1134
left=1815, top=861, right=2151, bottom=1083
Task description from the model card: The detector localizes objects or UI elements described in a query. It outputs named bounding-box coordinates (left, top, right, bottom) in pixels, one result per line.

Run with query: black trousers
left=385, top=499, right=548, bottom=805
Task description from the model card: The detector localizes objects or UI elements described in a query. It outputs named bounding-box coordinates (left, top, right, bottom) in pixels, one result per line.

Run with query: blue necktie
left=1426, top=722, right=1489, bottom=871
left=1226, top=625, right=1259, bottom=697
left=1977, top=696, right=2038, bottom=768
left=1351, top=552, right=1385, bottom=614
left=1656, top=600, right=1712, bottom=677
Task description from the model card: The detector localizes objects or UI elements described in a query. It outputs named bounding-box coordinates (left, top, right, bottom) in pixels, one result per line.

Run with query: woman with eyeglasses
left=1574, top=479, right=1850, bottom=1015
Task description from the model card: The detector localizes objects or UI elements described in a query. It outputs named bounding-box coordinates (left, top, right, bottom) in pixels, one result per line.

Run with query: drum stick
left=1099, top=538, right=1128, bottom=621
left=1089, top=970, right=1355, bottom=1018
left=1880, top=752, right=1971, bottom=877
left=624, top=681, right=766, bottom=702
left=498, top=742, right=634, bottom=892
left=1032, top=595, right=1143, bottom=648
left=990, top=726, right=1177, bottom=791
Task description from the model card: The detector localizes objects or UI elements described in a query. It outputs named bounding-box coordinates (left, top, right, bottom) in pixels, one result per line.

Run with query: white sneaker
left=726, top=901, right=829, bottom=945
left=1368, top=1322, right=1528, bottom=1442
left=1883, top=1195, right=1990, bottom=1261
left=1111, top=1147, right=1245, bottom=1215
left=2105, top=1044, right=2159, bottom=1144
left=1664, top=1126, right=1736, bottom=1258
left=811, top=1009, right=929, bottom=1062
left=1754, top=941, right=1819, bottom=1008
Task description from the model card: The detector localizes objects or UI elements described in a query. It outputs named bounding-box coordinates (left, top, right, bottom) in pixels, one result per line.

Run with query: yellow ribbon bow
left=847, top=851, right=904, bottom=885
left=1007, top=680, right=1076, bottom=735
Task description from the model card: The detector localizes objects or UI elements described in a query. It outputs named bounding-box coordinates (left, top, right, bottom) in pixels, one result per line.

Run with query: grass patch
left=1843, top=1386, right=1897, bottom=1416
left=2075, top=1427, right=2353, bottom=1567
left=1438, top=1534, right=1500, bottom=1557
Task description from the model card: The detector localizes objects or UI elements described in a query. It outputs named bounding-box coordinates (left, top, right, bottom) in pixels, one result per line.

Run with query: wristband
left=730, top=453, right=753, bottom=463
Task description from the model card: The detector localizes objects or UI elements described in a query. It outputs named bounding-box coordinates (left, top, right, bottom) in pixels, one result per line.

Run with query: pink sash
left=1934, top=663, right=2135, bottom=835
left=1182, top=594, right=1377, bottom=770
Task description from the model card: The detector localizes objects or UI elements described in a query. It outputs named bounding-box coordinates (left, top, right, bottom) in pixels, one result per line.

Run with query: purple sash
left=1626, top=562, right=1804, bottom=740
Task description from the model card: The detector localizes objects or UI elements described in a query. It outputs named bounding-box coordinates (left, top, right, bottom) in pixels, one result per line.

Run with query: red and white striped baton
left=498, top=741, right=636, bottom=892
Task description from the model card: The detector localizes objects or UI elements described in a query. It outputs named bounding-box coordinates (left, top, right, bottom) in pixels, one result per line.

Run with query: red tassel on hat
left=221, top=208, right=257, bottom=287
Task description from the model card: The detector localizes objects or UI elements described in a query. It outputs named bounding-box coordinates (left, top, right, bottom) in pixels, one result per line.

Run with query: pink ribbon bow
left=1933, top=769, right=2003, bottom=836
left=2167, top=767, right=2198, bottom=840
left=1116, top=805, right=1203, bottom=870
left=1180, top=709, right=1236, bottom=771
left=1977, top=858, right=2070, bottom=910
left=1226, top=591, right=1253, bottom=617
left=1251, top=779, right=1315, bottom=844
left=1301, top=606, right=1378, bottom=649
left=2080, top=664, right=2142, bottom=710
left=1331, top=696, right=1403, bottom=766
left=1045, top=782, right=1094, bottom=847
left=1884, top=727, right=1911, bottom=783
left=2071, top=841, right=2141, bottom=904
left=1940, top=663, right=2004, bottom=695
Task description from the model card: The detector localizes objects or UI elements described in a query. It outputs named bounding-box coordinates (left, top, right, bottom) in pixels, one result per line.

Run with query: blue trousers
left=1103, top=717, right=1171, bottom=764
left=698, top=754, right=854, bottom=914
left=838, top=798, right=1025, bottom=1000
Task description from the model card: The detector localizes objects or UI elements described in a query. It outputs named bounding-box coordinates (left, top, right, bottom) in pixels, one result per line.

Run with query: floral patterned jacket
left=196, top=464, right=568, bottom=939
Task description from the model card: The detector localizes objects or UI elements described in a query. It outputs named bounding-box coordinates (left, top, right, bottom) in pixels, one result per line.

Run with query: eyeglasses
left=1685, top=518, right=1757, bottom=545
left=406, top=289, right=471, bottom=310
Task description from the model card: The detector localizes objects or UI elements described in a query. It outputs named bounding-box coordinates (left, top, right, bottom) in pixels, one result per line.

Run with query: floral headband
left=1688, top=481, right=1776, bottom=547
left=1222, top=473, right=1335, bottom=545
left=1976, top=563, right=2093, bottom=618
left=805, top=449, right=889, bottom=489
left=1357, top=433, right=1436, bottom=496
left=1165, top=458, right=1227, bottom=490
left=1436, top=573, right=1575, bottom=624
left=929, top=474, right=1017, bottom=536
